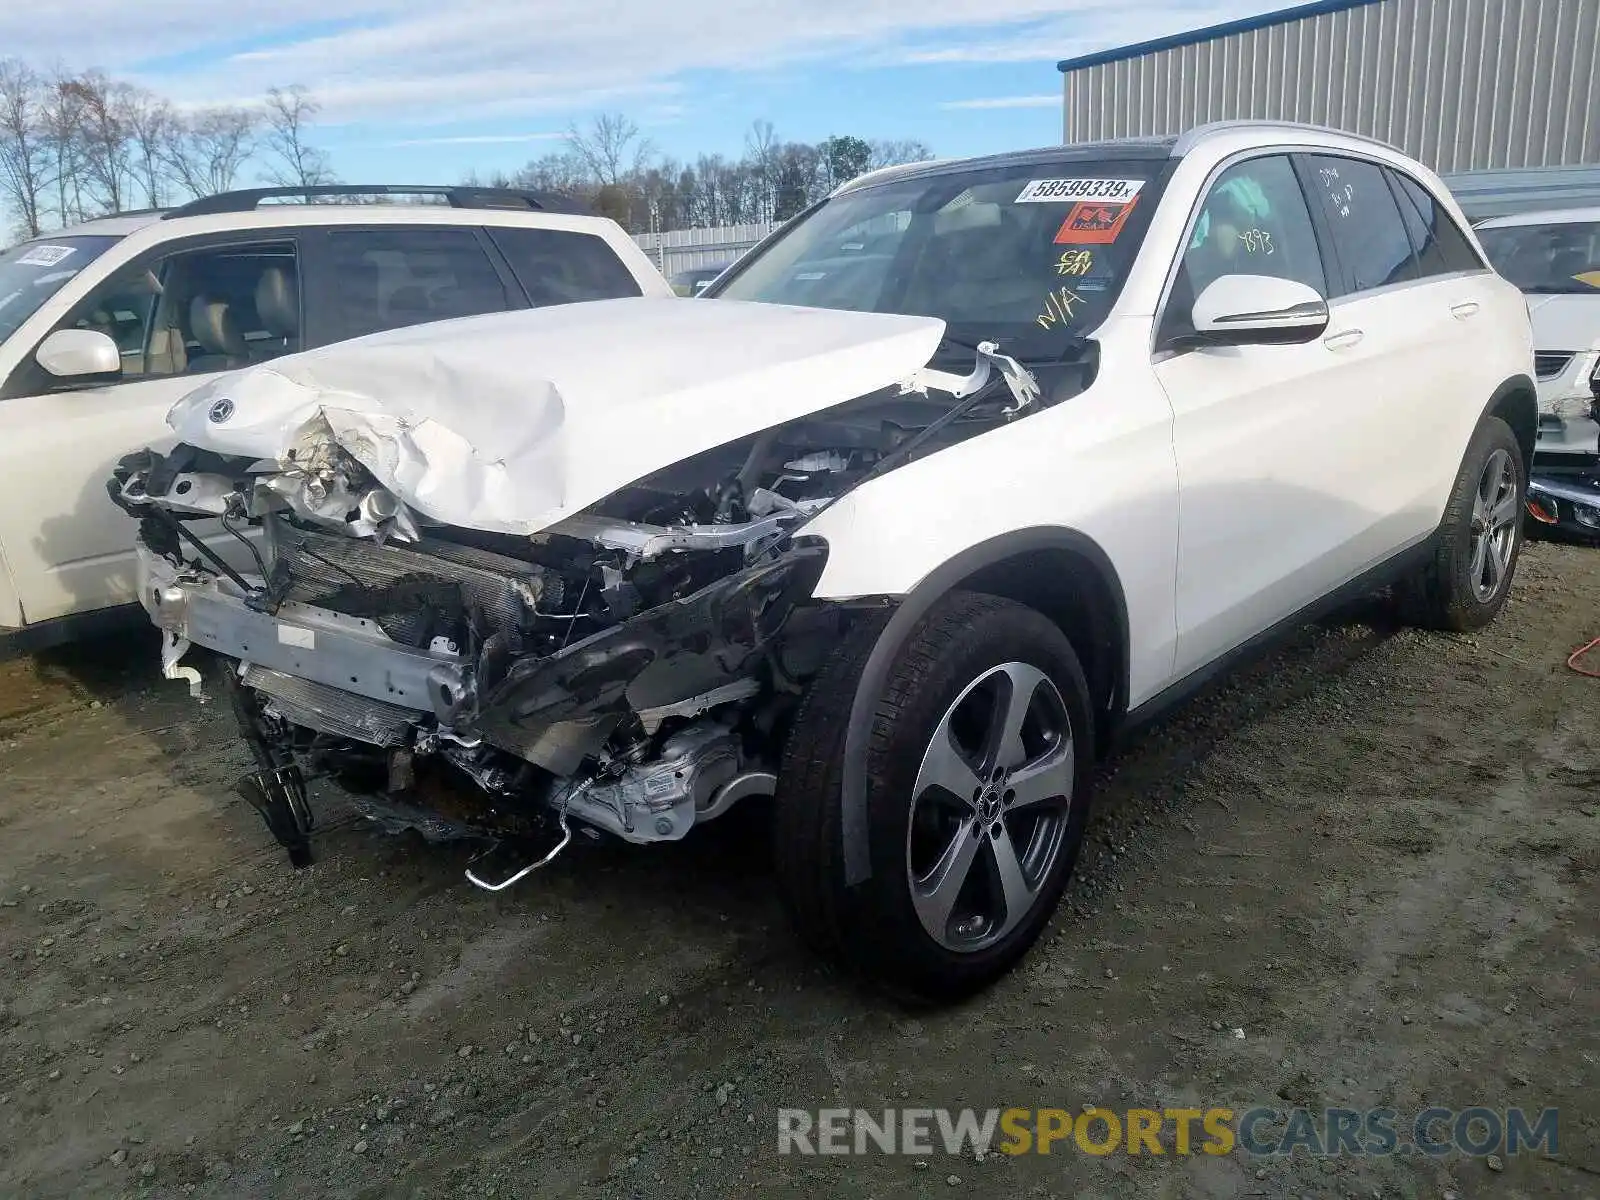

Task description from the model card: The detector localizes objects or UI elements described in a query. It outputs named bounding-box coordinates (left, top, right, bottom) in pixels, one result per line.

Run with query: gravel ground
left=0, top=540, right=1596, bottom=1199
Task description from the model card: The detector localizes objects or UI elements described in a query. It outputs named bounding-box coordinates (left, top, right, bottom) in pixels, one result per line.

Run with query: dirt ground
left=0, top=541, right=1596, bottom=1200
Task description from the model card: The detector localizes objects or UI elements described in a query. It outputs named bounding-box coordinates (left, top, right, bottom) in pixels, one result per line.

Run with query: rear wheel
left=772, top=591, right=1094, bottom=1003
left=1396, top=416, right=1526, bottom=632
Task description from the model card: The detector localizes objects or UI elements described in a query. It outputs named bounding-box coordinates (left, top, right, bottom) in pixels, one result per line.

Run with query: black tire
left=1395, top=416, right=1526, bottom=632
left=772, top=590, right=1095, bottom=1003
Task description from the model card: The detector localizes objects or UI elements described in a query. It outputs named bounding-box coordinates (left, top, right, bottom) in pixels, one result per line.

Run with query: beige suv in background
left=0, top=185, right=672, bottom=652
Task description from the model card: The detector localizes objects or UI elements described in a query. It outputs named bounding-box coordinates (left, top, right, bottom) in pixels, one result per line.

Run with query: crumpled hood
left=1524, top=293, right=1600, bottom=352
left=167, top=296, right=946, bottom=536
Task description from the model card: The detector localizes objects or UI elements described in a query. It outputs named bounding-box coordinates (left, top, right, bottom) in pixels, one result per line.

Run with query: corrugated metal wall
left=1443, top=164, right=1600, bottom=218
left=1062, top=0, right=1600, bottom=173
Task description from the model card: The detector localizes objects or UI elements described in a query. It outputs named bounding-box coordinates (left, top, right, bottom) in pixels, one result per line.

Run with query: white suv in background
left=1474, top=207, right=1600, bottom=536
left=0, top=186, right=671, bottom=651
left=119, top=123, right=1535, bottom=1001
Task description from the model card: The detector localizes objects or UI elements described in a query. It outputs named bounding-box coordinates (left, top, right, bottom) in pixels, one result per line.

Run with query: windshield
left=1477, top=220, right=1600, bottom=294
left=0, top=235, right=121, bottom=343
left=708, top=158, right=1168, bottom=359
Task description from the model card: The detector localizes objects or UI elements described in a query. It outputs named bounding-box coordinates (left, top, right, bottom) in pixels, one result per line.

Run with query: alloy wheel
left=905, top=662, right=1075, bottom=953
left=1468, top=447, right=1519, bottom=603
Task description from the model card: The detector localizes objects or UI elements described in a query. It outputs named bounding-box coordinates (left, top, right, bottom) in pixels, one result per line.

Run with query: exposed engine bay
left=110, top=346, right=1063, bottom=886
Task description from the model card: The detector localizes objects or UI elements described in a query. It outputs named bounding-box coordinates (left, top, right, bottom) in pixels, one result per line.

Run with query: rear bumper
left=135, top=539, right=467, bottom=720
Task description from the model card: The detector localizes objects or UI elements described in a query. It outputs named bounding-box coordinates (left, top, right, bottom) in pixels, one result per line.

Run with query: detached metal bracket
left=902, top=341, right=1041, bottom=415
left=160, top=631, right=205, bottom=701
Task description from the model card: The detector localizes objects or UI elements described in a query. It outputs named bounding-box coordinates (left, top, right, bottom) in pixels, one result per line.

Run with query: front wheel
left=1396, top=415, right=1526, bottom=632
left=772, top=591, right=1095, bottom=1003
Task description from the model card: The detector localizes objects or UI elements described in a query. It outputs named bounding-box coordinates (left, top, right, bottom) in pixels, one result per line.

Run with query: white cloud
left=0, top=0, right=1284, bottom=126
left=941, top=94, right=1060, bottom=110
left=386, top=132, right=568, bottom=146
left=881, top=3, right=1281, bottom=65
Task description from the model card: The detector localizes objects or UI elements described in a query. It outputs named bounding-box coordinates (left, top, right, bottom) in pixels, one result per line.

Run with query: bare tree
left=41, top=69, right=88, bottom=226
left=263, top=85, right=334, bottom=188
left=462, top=168, right=514, bottom=189
left=122, top=88, right=176, bottom=208
left=165, top=106, right=258, bottom=197
left=566, top=113, right=652, bottom=188
left=511, top=150, right=588, bottom=194
left=868, top=138, right=934, bottom=170
left=67, top=72, right=137, bottom=214
left=0, top=59, right=51, bottom=236
left=745, top=119, right=779, bottom=222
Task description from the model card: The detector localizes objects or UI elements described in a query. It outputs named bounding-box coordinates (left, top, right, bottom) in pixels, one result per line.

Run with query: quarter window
left=327, top=229, right=509, bottom=340
left=1386, top=169, right=1485, bottom=276
left=1303, top=155, right=1418, bottom=295
left=487, top=227, right=643, bottom=306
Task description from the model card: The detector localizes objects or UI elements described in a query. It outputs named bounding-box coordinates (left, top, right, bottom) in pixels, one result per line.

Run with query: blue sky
left=4, top=0, right=1287, bottom=183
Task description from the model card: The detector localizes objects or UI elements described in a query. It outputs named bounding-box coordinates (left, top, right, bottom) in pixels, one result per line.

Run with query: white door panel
left=1154, top=338, right=1366, bottom=678
left=0, top=373, right=247, bottom=624
left=1317, top=289, right=1447, bottom=559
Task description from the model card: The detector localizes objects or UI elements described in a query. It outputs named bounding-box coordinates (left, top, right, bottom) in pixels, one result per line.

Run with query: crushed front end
left=110, top=435, right=853, bottom=883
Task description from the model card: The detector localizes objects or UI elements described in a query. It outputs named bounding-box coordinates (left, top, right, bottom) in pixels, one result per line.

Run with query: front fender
left=796, top=364, right=1178, bottom=886
left=820, top=525, right=1129, bottom=886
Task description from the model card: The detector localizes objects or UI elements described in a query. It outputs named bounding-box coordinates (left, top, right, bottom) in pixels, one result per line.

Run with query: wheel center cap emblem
left=207, top=398, right=235, bottom=424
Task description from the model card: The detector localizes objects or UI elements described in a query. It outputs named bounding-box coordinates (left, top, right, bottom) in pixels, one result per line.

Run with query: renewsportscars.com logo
left=776, top=1106, right=1560, bottom=1159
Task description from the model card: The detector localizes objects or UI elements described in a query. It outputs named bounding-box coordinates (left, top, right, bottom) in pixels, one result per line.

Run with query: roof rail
left=162, top=184, right=590, bottom=220
left=1172, top=119, right=1400, bottom=157
left=94, top=206, right=167, bottom=219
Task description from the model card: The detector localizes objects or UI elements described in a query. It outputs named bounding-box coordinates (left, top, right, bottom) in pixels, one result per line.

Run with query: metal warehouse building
left=1058, top=0, right=1600, bottom=174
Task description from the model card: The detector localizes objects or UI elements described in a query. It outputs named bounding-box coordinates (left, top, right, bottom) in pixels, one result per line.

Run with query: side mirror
left=36, top=328, right=122, bottom=381
left=1189, top=274, right=1329, bottom=346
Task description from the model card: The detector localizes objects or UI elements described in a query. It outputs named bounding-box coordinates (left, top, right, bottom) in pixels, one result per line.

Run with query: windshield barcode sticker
left=15, top=244, right=77, bottom=267
left=1015, top=178, right=1144, bottom=204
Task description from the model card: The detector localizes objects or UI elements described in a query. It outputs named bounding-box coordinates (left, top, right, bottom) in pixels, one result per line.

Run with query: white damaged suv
left=113, top=122, right=1535, bottom=1001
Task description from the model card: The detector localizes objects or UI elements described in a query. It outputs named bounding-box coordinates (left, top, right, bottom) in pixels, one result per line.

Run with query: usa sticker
left=1015, top=177, right=1144, bottom=204
left=1053, top=197, right=1140, bottom=245
left=16, top=244, right=76, bottom=267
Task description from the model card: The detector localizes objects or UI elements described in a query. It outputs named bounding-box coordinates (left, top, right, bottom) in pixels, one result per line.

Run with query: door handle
left=1323, top=328, right=1364, bottom=350
left=1451, top=301, right=1480, bottom=319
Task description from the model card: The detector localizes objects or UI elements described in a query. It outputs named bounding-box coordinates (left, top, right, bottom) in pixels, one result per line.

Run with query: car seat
left=186, top=295, right=249, bottom=373
left=383, top=285, right=433, bottom=329
left=254, top=264, right=300, bottom=357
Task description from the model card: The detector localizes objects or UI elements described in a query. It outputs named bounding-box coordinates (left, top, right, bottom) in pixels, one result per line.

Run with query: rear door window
left=326, top=229, right=509, bottom=340
left=487, top=227, right=643, bottom=306
left=1301, top=155, right=1419, bottom=296
left=1386, top=170, right=1485, bottom=277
